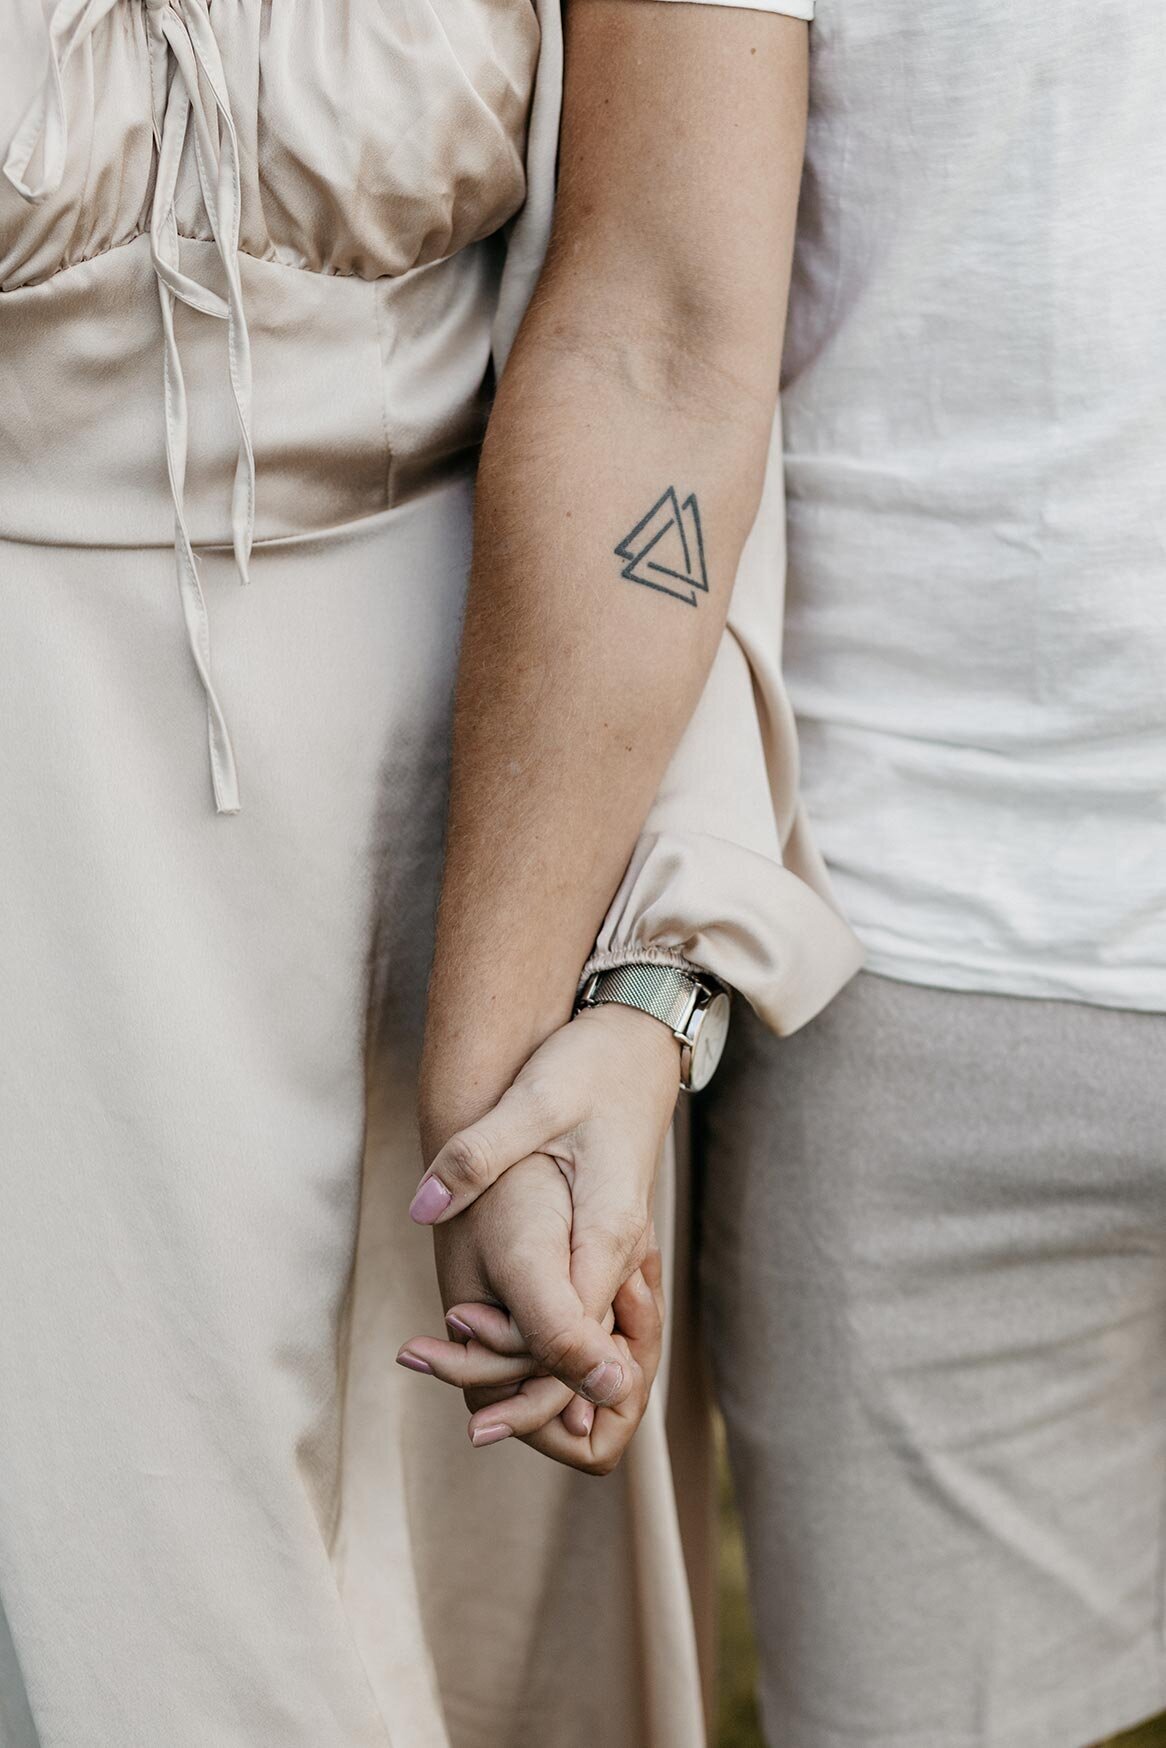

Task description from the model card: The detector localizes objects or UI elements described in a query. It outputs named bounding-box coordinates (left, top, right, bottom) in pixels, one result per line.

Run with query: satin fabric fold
left=1, top=0, right=540, bottom=812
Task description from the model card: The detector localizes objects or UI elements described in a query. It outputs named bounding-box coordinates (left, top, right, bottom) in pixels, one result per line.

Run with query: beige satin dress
left=0, top=3, right=857, bottom=1745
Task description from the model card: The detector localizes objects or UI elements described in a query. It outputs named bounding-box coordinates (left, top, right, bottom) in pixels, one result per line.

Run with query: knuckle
left=440, top=1129, right=493, bottom=1192
left=590, top=1211, right=650, bottom=1268
left=583, top=1450, right=623, bottom=1478
left=627, top=1233, right=652, bottom=1277
left=578, top=1222, right=625, bottom=1264
left=516, top=1070, right=561, bottom=1133
left=528, top=1322, right=584, bottom=1375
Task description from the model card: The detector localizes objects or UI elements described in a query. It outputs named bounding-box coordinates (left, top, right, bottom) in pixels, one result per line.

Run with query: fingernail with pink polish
left=581, top=1361, right=624, bottom=1405
left=409, top=1177, right=452, bottom=1225
left=446, top=1312, right=475, bottom=1340
left=396, top=1350, right=433, bottom=1375
left=470, top=1423, right=512, bottom=1448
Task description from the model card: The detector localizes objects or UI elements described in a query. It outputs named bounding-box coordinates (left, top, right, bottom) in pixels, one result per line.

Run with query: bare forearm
left=419, top=1, right=808, bottom=1145
left=421, top=314, right=771, bottom=1138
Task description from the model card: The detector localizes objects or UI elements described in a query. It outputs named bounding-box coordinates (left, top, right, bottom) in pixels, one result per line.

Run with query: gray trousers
left=700, top=971, right=1166, bottom=1748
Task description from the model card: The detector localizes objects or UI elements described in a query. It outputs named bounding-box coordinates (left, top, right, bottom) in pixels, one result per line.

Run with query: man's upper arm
left=537, top=0, right=810, bottom=403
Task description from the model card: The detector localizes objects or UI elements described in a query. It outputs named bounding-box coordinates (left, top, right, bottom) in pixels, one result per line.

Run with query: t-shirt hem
left=856, top=944, right=1166, bottom=1016
left=652, top=0, right=813, bottom=17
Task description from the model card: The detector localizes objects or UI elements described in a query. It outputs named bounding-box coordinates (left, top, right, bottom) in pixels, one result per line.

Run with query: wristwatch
left=575, top=962, right=731, bottom=1092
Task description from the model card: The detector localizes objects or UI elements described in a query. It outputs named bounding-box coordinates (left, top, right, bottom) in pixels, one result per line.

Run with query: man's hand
left=399, top=1153, right=665, bottom=1475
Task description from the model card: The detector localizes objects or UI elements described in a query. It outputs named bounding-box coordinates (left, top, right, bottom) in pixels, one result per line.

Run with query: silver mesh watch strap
left=579, top=962, right=698, bottom=1033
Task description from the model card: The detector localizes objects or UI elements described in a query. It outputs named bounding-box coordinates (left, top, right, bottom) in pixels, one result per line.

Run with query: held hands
left=401, top=1002, right=682, bottom=1474
left=413, top=1158, right=667, bottom=1473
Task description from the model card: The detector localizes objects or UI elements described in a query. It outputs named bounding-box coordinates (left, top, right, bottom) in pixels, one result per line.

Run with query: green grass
left=715, top=1425, right=764, bottom=1748
left=1101, top=1723, right=1166, bottom=1748
left=713, top=1427, right=1166, bottom=1748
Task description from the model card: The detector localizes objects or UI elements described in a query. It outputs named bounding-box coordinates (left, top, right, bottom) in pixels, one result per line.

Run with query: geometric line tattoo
left=613, top=485, right=709, bottom=607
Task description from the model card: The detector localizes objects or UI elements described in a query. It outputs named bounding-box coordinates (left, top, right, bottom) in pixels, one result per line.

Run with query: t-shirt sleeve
left=647, top=0, right=813, bottom=16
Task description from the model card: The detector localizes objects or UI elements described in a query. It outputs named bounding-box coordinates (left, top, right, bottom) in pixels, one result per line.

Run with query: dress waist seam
left=2, top=225, right=459, bottom=296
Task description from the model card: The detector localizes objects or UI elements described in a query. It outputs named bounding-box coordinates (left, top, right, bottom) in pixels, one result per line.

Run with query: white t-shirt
left=766, top=0, right=1166, bottom=1010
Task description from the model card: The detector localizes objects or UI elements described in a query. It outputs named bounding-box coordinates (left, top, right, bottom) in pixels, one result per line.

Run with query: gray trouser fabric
left=700, top=971, right=1166, bottom=1748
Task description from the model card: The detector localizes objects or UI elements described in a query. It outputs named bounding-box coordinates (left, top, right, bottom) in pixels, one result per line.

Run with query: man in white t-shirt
left=700, top=4, right=1166, bottom=1746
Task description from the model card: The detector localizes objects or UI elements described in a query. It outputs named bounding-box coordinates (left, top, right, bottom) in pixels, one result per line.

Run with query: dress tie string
left=4, top=0, right=255, bottom=814
left=2, top=0, right=122, bottom=202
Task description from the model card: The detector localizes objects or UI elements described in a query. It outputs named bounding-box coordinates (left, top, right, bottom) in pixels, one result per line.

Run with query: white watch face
left=689, top=991, right=731, bottom=1090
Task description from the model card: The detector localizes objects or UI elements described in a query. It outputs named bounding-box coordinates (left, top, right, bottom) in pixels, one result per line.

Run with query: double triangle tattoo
left=614, top=486, right=709, bottom=607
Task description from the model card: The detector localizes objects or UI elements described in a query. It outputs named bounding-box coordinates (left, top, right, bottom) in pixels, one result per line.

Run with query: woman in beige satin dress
left=0, top=2, right=855, bottom=1744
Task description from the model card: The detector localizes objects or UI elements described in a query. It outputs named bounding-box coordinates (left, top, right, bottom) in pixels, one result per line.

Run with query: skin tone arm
left=419, top=0, right=808, bottom=1153
left=408, top=1, right=812, bottom=1469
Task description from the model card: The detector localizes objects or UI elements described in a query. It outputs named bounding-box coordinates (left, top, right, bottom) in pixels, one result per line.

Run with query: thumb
left=498, top=1245, right=634, bottom=1408
left=410, top=1075, right=568, bottom=1224
left=568, top=1196, right=654, bottom=1331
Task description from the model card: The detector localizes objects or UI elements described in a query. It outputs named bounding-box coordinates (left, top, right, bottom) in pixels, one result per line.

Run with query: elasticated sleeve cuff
left=581, top=828, right=861, bottom=1038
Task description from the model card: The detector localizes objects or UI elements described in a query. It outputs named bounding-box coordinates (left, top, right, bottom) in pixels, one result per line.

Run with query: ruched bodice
left=1, top=0, right=540, bottom=811
left=2, top=0, right=540, bottom=292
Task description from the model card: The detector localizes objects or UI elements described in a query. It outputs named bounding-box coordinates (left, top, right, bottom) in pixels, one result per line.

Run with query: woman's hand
left=410, top=999, right=681, bottom=1330
left=402, top=1000, right=680, bottom=1470
left=400, top=1150, right=665, bottom=1474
